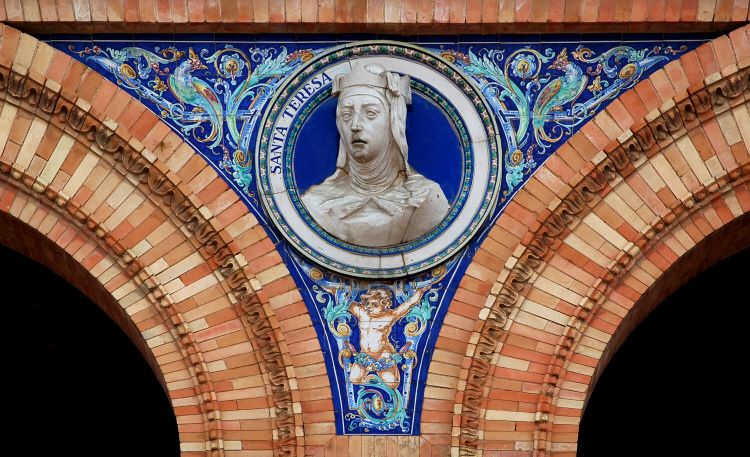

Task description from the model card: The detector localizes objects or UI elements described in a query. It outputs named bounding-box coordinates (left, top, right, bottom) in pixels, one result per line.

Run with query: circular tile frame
left=257, top=41, right=501, bottom=278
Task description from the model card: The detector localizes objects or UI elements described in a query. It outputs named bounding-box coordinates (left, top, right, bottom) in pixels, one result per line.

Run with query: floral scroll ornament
left=298, top=254, right=454, bottom=433
left=67, top=39, right=688, bottom=212
left=451, top=43, right=688, bottom=200
left=69, top=44, right=317, bottom=200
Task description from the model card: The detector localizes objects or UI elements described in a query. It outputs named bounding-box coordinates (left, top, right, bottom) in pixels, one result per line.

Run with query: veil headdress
left=332, top=62, right=413, bottom=195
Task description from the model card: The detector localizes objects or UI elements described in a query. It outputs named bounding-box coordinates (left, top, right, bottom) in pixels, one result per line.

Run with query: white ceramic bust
left=300, top=62, right=450, bottom=247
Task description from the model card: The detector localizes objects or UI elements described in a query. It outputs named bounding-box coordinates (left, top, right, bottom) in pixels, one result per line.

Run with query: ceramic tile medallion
left=257, top=42, right=500, bottom=278
left=51, top=34, right=708, bottom=435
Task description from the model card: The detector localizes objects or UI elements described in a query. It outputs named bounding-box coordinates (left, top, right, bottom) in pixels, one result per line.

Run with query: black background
left=0, top=244, right=179, bottom=456
left=579, top=247, right=750, bottom=455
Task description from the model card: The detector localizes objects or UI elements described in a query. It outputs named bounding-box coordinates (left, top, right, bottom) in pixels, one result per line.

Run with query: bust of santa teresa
left=300, top=62, right=450, bottom=247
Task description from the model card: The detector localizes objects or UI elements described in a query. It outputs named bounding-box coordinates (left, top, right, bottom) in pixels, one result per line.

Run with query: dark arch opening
left=578, top=245, right=750, bottom=456
left=0, top=243, right=180, bottom=456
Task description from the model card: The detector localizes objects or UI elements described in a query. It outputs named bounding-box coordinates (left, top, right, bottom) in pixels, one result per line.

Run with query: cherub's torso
left=356, top=311, right=397, bottom=355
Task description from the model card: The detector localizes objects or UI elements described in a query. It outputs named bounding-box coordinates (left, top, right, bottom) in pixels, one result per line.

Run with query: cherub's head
left=361, top=288, right=392, bottom=317
left=332, top=62, right=412, bottom=195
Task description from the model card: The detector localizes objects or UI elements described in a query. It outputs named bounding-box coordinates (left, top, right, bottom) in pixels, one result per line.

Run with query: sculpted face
left=363, top=290, right=392, bottom=317
left=298, top=62, right=452, bottom=250
left=337, top=94, right=390, bottom=164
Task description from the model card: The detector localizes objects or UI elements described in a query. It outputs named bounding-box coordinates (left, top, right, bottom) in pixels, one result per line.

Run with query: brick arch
left=450, top=26, right=750, bottom=456
left=585, top=210, right=750, bottom=397
left=546, top=186, right=750, bottom=456
left=0, top=177, right=202, bottom=449
left=0, top=24, right=299, bottom=457
left=0, top=182, right=171, bottom=395
left=530, top=177, right=750, bottom=456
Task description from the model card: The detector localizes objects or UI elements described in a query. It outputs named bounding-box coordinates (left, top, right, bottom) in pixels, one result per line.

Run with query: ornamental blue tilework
left=49, top=34, right=708, bottom=435
left=288, top=250, right=463, bottom=434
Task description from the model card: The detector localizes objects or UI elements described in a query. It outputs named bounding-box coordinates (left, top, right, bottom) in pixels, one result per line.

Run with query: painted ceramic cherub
left=348, top=285, right=428, bottom=389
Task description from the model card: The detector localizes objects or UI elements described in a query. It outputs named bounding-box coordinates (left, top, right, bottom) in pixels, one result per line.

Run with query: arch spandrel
left=40, top=32, right=720, bottom=450
left=2, top=5, right=750, bottom=456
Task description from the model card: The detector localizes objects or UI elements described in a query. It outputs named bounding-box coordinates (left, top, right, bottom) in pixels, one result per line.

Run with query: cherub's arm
left=391, top=286, right=428, bottom=318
